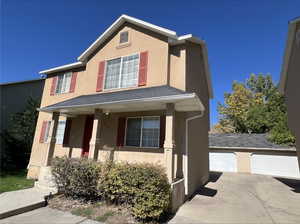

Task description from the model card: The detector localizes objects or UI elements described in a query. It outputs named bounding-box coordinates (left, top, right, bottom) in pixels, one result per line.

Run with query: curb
left=0, top=200, right=46, bottom=220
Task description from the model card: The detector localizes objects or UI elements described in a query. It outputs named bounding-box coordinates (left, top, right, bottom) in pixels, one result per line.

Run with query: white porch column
left=164, top=103, right=176, bottom=183
left=88, top=109, right=103, bottom=160
left=44, top=112, right=59, bottom=166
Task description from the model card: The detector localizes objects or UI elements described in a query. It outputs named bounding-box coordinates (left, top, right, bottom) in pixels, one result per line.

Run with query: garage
left=209, top=152, right=237, bottom=172
left=209, top=133, right=299, bottom=179
left=251, top=154, right=300, bottom=178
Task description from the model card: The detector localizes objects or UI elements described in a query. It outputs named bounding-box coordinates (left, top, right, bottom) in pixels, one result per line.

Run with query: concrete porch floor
left=170, top=172, right=300, bottom=224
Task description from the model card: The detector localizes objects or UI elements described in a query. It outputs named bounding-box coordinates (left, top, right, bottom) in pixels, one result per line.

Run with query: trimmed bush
left=101, top=162, right=171, bottom=221
left=52, top=157, right=102, bottom=199
left=52, top=158, right=171, bottom=221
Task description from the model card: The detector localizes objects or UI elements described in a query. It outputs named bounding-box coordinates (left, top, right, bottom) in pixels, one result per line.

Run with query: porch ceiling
left=39, top=85, right=205, bottom=115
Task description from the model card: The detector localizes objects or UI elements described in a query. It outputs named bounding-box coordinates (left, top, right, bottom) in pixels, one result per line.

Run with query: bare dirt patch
left=47, top=194, right=136, bottom=223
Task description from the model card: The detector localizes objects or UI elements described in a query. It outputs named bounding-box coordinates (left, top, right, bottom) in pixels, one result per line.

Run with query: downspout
left=184, top=111, right=205, bottom=195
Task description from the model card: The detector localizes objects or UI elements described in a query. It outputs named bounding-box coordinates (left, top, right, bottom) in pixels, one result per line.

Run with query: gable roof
left=209, top=133, right=294, bottom=150
left=39, top=15, right=213, bottom=98
left=279, top=16, right=300, bottom=94
left=78, top=14, right=177, bottom=62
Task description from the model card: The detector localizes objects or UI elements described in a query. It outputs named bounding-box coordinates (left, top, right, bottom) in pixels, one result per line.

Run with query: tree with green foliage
left=215, top=73, right=295, bottom=145
left=0, top=97, right=39, bottom=172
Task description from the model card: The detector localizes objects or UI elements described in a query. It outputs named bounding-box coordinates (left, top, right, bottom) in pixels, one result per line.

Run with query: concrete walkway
left=170, top=172, right=300, bottom=224
left=0, top=207, right=102, bottom=224
left=0, top=187, right=52, bottom=219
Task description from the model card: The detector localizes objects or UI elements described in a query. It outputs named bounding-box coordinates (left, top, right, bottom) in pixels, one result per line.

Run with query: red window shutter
left=160, top=116, right=166, bottom=148
left=63, top=119, right=72, bottom=146
left=96, top=61, right=105, bottom=92
left=138, top=51, right=148, bottom=86
left=116, top=117, right=126, bottom=147
left=69, top=72, right=77, bottom=93
left=39, top=121, right=47, bottom=143
left=50, top=76, right=58, bottom=96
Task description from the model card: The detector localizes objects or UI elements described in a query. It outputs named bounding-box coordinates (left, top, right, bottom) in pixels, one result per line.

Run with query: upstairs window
left=125, top=116, right=160, bottom=148
left=104, top=54, right=139, bottom=90
left=120, top=31, right=129, bottom=44
left=56, top=72, right=72, bottom=94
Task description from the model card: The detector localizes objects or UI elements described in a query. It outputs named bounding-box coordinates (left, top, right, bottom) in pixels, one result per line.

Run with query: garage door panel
left=209, top=152, right=237, bottom=172
left=251, top=154, right=300, bottom=178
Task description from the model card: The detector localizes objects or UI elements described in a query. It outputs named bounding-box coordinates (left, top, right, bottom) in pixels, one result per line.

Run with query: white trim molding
left=39, top=62, right=84, bottom=75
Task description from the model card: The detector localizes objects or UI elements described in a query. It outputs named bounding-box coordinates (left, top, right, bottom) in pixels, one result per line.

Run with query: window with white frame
left=55, top=121, right=66, bottom=144
left=125, top=117, right=160, bottom=148
left=56, top=72, right=72, bottom=94
left=104, top=54, right=139, bottom=90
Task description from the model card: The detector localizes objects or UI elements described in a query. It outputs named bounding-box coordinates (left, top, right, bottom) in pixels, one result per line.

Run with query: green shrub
left=52, top=158, right=171, bottom=221
left=101, top=162, right=171, bottom=221
left=267, top=116, right=295, bottom=146
left=51, top=157, right=102, bottom=199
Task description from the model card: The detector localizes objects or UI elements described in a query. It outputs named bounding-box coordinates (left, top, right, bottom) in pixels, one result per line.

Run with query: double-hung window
left=56, top=72, right=72, bottom=94
left=125, top=117, right=160, bottom=148
left=104, top=54, right=139, bottom=90
left=55, top=121, right=66, bottom=144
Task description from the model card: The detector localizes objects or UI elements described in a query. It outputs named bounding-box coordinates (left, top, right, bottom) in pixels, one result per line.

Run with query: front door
left=82, top=115, right=94, bottom=157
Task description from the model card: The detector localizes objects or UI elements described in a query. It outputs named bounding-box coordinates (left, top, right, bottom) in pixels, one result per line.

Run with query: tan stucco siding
left=169, top=45, right=186, bottom=91
left=40, top=23, right=169, bottom=109
left=285, top=22, right=300, bottom=169
left=185, top=42, right=210, bottom=195
left=286, top=23, right=300, bottom=134
left=28, top=110, right=166, bottom=179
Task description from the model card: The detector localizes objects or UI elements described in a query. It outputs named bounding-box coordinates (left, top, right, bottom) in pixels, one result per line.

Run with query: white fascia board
left=77, top=14, right=177, bottom=62
left=39, top=61, right=85, bottom=75
left=279, top=22, right=297, bottom=94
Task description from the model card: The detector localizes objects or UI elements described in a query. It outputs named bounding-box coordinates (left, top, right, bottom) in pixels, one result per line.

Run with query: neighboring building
left=209, top=133, right=300, bottom=179
left=0, top=79, right=45, bottom=133
left=279, top=17, right=300, bottom=171
left=27, top=15, right=213, bottom=206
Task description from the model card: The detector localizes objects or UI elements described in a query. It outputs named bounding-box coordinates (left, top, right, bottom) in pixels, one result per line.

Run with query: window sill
left=116, top=42, right=131, bottom=49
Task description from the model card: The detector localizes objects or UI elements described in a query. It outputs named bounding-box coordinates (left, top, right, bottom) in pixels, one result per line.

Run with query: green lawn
left=0, top=170, right=34, bottom=193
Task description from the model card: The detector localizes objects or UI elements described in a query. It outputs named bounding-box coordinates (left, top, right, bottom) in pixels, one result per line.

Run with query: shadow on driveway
left=274, top=177, right=300, bottom=193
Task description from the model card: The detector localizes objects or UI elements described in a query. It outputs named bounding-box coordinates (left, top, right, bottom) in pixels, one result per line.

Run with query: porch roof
left=39, top=85, right=204, bottom=115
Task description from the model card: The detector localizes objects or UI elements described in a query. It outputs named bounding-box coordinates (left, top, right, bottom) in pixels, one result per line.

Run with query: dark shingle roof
left=41, top=85, right=187, bottom=111
left=209, top=133, right=294, bottom=150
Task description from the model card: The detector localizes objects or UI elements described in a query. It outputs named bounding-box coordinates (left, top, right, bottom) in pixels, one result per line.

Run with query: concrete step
left=0, top=187, right=52, bottom=219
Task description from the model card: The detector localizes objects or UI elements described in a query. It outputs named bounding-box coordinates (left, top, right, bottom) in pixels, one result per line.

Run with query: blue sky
left=1, top=0, right=299, bottom=125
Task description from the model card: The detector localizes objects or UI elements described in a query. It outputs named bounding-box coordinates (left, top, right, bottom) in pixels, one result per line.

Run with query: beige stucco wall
left=185, top=42, right=210, bottom=196
left=285, top=22, right=300, bottom=169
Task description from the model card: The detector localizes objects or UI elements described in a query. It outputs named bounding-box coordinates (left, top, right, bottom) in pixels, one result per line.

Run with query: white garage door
left=251, top=154, right=300, bottom=178
left=209, top=152, right=237, bottom=172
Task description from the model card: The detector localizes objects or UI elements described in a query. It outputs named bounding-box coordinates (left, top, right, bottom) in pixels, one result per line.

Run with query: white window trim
left=55, top=72, right=72, bottom=95
left=124, top=116, right=160, bottom=149
left=55, top=120, right=66, bottom=145
left=103, top=53, right=140, bottom=91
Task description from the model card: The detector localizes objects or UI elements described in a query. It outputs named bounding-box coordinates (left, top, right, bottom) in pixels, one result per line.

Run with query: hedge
left=51, top=157, right=171, bottom=221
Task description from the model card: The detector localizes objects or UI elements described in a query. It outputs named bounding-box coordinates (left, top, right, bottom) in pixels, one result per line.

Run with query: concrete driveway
left=170, top=172, right=300, bottom=224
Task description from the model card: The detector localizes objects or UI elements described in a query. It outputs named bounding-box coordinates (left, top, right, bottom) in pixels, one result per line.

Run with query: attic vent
left=120, top=31, right=129, bottom=44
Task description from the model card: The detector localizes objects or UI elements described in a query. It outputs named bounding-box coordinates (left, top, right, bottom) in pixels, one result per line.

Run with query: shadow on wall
left=274, top=177, right=300, bottom=193
left=188, top=171, right=222, bottom=200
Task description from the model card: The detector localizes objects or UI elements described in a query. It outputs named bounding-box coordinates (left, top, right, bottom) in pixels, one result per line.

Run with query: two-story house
left=27, top=15, right=213, bottom=203
left=280, top=16, right=300, bottom=171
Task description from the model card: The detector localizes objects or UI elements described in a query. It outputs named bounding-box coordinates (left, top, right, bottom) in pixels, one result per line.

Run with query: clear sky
left=1, top=0, right=299, bottom=125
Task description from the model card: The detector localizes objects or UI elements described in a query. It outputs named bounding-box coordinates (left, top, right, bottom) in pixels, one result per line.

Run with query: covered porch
left=37, top=86, right=204, bottom=194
